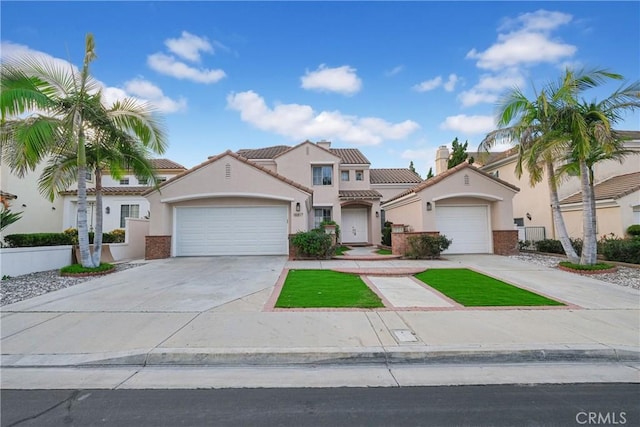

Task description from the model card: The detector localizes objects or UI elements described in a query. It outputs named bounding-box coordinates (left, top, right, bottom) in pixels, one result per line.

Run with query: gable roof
left=236, top=145, right=290, bottom=159
left=383, top=162, right=520, bottom=205
left=142, top=150, right=313, bottom=196
left=236, top=141, right=370, bottom=164
left=560, top=172, right=640, bottom=205
left=370, top=168, right=422, bottom=184
left=149, top=158, right=187, bottom=170
left=329, top=148, right=370, bottom=164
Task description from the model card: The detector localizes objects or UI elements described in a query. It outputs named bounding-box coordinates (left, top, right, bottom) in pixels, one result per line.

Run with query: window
left=120, top=204, right=140, bottom=227
left=514, top=218, right=524, bottom=227
left=355, top=170, right=364, bottom=181
left=341, top=170, right=350, bottom=181
left=314, top=208, right=332, bottom=228
left=137, top=177, right=148, bottom=185
left=119, top=178, right=130, bottom=185
left=157, top=177, right=167, bottom=183
left=85, top=172, right=93, bottom=181
left=312, top=166, right=332, bottom=186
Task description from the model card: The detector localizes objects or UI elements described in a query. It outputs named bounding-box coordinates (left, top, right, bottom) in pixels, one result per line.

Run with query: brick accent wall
left=288, top=234, right=297, bottom=260
left=145, top=235, right=171, bottom=260
left=492, top=230, right=518, bottom=255
left=391, top=231, right=440, bottom=256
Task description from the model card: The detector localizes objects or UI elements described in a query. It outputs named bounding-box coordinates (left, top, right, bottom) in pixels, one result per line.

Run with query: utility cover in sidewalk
left=392, top=329, right=418, bottom=343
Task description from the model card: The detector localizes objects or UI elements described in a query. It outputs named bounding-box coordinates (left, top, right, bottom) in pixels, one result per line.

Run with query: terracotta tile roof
left=383, top=162, right=520, bottom=205
left=149, top=158, right=187, bottom=170
left=60, top=186, right=150, bottom=196
left=143, top=150, right=313, bottom=196
left=370, top=168, right=422, bottom=184
left=339, top=190, right=382, bottom=199
left=329, top=148, right=370, bottom=164
left=560, top=172, right=640, bottom=205
left=236, top=145, right=291, bottom=159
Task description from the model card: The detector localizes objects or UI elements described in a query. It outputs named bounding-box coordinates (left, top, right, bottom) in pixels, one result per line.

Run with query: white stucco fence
left=1, top=245, right=73, bottom=277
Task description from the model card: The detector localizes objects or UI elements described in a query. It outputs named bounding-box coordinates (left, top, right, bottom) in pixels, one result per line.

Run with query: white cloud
left=413, top=76, right=442, bottom=92
left=440, top=114, right=495, bottom=135
left=226, top=90, right=419, bottom=145
left=123, top=79, right=187, bottom=113
left=300, top=64, right=362, bottom=95
left=165, top=31, right=213, bottom=62
left=385, top=65, right=404, bottom=76
left=1, top=41, right=186, bottom=114
left=401, top=148, right=433, bottom=160
left=458, top=70, right=524, bottom=107
left=467, top=9, right=576, bottom=71
left=443, top=74, right=459, bottom=92
left=148, top=52, right=226, bottom=84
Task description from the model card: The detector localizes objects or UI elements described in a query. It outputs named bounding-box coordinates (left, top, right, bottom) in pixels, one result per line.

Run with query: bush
left=63, top=228, right=125, bottom=244
left=405, top=234, right=452, bottom=259
left=381, top=221, right=392, bottom=246
left=291, top=229, right=334, bottom=259
left=320, top=220, right=340, bottom=241
left=600, top=236, right=640, bottom=264
left=627, top=224, right=640, bottom=237
left=534, top=238, right=582, bottom=256
left=3, top=233, right=74, bottom=247
left=559, top=261, right=615, bottom=271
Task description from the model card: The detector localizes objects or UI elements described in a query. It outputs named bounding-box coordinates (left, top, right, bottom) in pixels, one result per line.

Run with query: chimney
left=435, top=145, right=450, bottom=175
left=316, top=140, right=331, bottom=150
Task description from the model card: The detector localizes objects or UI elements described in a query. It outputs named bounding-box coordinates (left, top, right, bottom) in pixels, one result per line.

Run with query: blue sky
left=2, top=1, right=639, bottom=174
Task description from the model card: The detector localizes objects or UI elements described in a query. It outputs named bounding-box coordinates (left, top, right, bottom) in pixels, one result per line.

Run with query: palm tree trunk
left=91, top=166, right=103, bottom=266
left=76, top=126, right=94, bottom=267
left=579, top=160, right=598, bottom=265
left=546, top=160, right=580, bottom=263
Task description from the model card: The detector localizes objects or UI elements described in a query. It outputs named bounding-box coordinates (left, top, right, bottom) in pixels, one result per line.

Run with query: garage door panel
left=176, top=206, right=288, bottom=256
left=436, top=206, right=491, bottom=254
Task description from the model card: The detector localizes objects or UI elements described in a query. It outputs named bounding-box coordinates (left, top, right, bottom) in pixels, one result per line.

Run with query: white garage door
left=175, top=206, right=288, bottom=256
left=436, top=205, right=491, bottom=254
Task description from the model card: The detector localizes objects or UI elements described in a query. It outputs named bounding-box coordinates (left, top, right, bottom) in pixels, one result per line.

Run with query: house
left=0, top=158, right=186, bottom=237
left=143, top=140, right=421, bottom=258
left=478, top=131, right=640, bottom=241
left=381, top=162, right=520, bottom=255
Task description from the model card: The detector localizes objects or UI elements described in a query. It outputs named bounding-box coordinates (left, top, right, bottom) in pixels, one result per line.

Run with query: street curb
left=3, top=346, right=638, bottom=368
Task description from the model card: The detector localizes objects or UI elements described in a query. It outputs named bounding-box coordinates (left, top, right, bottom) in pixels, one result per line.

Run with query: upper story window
left=341, top=171, right=350, bottom=181
left=355, top=170, right=364, bottom=181
left=157, top=177, right=167, bottom=183
left=85, top=172, right=93, bottom=182
left=312, top=166, right=332, bottom=186
left=120, top=178, right=130, bottom=185
left=137, top=177, right=149, bottom=185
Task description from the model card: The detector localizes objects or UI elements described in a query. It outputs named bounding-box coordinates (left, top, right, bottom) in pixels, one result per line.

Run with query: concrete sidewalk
left=1, top=255, right=639, bottom=371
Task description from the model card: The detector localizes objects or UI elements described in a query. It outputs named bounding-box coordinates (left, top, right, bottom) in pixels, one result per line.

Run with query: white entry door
left=341, top=208, right=368, bottom=243
left=175, top=206, right=288, bottom=256
left=436, top=205, right=491, bottom=254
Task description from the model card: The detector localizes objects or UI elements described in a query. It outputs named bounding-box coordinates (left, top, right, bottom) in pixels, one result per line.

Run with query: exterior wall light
left=105, top=206, right=111, bottom=214
left=375, top=211, right=379, bottom=218
left=426, top=202, right=432, bottom=211
left=296, top=202, right=301, bottom=212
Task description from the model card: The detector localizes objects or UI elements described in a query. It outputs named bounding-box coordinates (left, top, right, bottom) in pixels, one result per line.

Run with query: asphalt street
left=2, top=383, right=638, bottom=427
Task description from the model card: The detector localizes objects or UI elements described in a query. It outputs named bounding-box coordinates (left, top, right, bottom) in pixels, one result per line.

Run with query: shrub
left=559, top=261, right=615, bottom=271
left=291, top=229, right=334, bottom=259
left=406, top=234, right=452, bottom=259
left=534, top=238, right=583, bottom=256
left=599, top=237, right=640, bottom=264
left=108, top=228, right=126, bottom=243
left=381, top=221, right=392, bottom=246
left=60, top=263, right=114, bottom=274
left=627, top=224, right=640, bottom=237
left=3, top=233, right=75, bottom=247
left=320, top=220, right=340, bottom=240
left=63, top=228, right=125, bottom=244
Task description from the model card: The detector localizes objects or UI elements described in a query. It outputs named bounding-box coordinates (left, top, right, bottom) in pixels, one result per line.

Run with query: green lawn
left=376, top=248, right=393, bottom=255
left=334, top=246, right=351, bottom=256
left=415, top=269, right=564, bottom=307
left=275, top=270, right=384, bottom=308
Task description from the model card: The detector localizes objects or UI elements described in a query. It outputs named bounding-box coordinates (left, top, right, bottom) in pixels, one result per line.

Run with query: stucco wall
left=383, top=196, right=423, bottom=232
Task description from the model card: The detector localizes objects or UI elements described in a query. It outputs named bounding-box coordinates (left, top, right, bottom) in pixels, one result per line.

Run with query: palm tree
left=0, top=34, right=166, bottom=267
left=480, top=80, right=581, bottom=263
left=556, top=82, right=640, bottom=264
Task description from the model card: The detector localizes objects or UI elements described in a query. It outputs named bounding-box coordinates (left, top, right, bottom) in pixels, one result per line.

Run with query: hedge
left=600, top=237, right=640, bottom=264
left=4, top=230, right=125, bottom=247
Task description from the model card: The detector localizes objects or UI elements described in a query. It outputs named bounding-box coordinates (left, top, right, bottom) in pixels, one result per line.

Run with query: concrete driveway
left=1, top=256, right=288, bottom=313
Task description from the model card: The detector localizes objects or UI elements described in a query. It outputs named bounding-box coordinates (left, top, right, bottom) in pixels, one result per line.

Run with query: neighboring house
left=382, top=162, right=520, bottom=255
left=0, top=158, right=186, bottom=237
left=59, top=159, right=187, bottom=233
left=478, top=131, right=640, bottom=241
left=143, top=140, right=422, bottom=258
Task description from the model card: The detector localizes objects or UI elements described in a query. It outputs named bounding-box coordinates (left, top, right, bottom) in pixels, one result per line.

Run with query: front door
left=341, top=208, right=368, bottom=244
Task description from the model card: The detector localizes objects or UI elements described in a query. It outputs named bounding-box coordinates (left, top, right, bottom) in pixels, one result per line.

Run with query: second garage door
left=175, top=206, right=288, bottom=256
left=435, top=205, right=491, bottom=254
